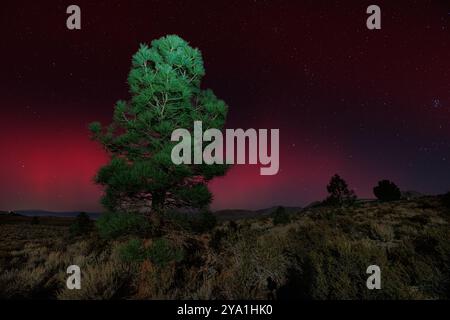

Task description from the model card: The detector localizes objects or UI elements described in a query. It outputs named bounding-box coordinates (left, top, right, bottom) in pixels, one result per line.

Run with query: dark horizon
left=0, top=191, right=440, bottom=214
left=1, top=1, right=449, bottom=212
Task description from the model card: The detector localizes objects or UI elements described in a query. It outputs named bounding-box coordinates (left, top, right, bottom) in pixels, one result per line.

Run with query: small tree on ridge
left=326, top=174, right=356, bottom=206
left=373, top=180, right=401, bottom=201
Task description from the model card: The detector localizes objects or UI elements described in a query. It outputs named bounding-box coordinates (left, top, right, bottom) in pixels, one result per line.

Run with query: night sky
left=0, top=1, right=449, bottom=212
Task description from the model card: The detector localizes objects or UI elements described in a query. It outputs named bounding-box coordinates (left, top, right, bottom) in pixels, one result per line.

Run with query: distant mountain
left=5, top=207, right=304, bottom=221
left=214, top=206, right=302, bottom=221
left=0, top=210, right=22, bottom=216
left=14, top=210, right=101, bottom=220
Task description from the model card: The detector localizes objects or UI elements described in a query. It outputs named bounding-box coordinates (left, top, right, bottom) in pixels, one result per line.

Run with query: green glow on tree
left=89, top=35, right=229, bottom=221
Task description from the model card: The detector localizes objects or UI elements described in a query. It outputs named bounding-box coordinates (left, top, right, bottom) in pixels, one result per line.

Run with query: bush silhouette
left=70, top=212, right=93, bottom=236
left=443, top=192, right=450, bottom=208
left=373, top=180, right=401, bottom=201
left=30, top=216, right=40, bottom=225
left=325, top=174, right=356, bottom=206
left=271, top=206, right=290, bottom=225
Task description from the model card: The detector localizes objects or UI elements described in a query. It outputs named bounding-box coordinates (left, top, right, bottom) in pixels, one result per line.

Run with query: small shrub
left=209, top=229, right=227, bottom=251
left=324, top=209, right=338, bottom=220
left=147, top=238, right=184, bottom=267
left=373, top=180, right=401, bottom=201
left=271, top=206, right=290, bottom=225
left=118, top=239, right=146, bottom=263
left=227, top=220, right=239, bottom=232
left=218, top=232, right=290, bottom=299
left=96, top=212, right=150, bottom=239
left=370, top=222, right=395, bottom=242
left=70, top=212, right=92, bottom=236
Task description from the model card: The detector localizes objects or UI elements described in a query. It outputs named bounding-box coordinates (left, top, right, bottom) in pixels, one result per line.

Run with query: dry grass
left=0, top=195, right=449, bottom=299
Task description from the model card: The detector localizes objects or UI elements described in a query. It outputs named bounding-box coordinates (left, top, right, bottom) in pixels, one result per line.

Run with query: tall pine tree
left=89, top=35, right=229, bottom=221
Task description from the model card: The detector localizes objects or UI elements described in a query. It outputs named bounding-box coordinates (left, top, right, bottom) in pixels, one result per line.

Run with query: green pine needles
left=89, top=35, right=229, bottom=220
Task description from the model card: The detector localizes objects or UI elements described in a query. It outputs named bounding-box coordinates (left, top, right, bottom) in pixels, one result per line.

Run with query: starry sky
left=0, top=0, right=449, bottom=212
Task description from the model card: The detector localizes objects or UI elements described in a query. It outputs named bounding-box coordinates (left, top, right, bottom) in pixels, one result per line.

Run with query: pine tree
left=326, top=174, right=356, bottom=206
left=89, top=35, right=229, bottom=222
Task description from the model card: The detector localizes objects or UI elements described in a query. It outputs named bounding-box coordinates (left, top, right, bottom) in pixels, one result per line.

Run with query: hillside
left=0, top=195, right=448, bottom=299
left=214, top=206, right=302, bottom=220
